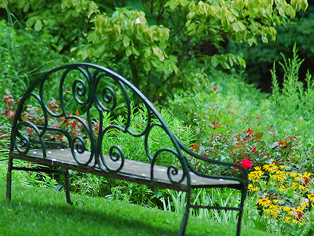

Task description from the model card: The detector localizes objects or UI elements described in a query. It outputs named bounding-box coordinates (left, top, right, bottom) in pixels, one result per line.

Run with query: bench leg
left=64, top=169, right=73, bottom=205
left=178, top=191, right=191, bottom=236
left=6, top=157, right=13, bottom=202
left=236, top=187, right=247, bottom=236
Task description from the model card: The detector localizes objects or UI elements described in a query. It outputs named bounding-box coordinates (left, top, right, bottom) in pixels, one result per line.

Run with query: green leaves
left=179, top=0, right=308, bottom=46
left=3, top=0, right=308, bottom=103
left=34, top=20, right=42, bottom=31
left=123, top=35, right=130, bottom=47
left=231, top=21, right=246, bottom=32
left=209, top=54, right=246, bottom=69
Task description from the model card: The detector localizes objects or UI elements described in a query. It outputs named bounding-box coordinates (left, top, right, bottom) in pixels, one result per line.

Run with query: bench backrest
left=10, top=63, right=193, bottom=183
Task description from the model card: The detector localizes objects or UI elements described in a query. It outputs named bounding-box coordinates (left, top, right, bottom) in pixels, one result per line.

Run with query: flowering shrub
left=249, top=164, right=314, bottom=226
left=189, top=112, right=314, bottom=232
left=1, top=90, right=91, bottom=147
left=2, top=89, right=16, bottom=121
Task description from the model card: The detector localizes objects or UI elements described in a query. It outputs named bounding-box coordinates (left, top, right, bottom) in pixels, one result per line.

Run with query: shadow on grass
left=0, top=184, right=185, bottom=236
left=0, top=182, right=267, bottom=236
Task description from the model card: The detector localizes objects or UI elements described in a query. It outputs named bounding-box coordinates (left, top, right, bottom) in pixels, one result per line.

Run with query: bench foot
left=6, top=157, right=13, bottom=202
left=64, top=169, right=73, bottom=205
left=178, top=212, right=189, bottom=236
left=178, top=191, right=191, bottom=236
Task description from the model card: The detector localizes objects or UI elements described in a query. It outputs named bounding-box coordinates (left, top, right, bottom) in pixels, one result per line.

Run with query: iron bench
left=6, top=63, right=248, bottom=236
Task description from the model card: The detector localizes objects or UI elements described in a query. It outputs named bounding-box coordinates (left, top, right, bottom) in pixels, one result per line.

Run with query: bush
left=167, top=47, right=314, bottom=234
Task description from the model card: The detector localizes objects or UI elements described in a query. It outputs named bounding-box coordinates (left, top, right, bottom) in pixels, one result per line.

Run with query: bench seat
left=10, top=149, right=242, bottom=191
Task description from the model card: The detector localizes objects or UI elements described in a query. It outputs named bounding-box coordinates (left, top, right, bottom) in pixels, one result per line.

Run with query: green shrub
left=167, top=46, right=314, bottom=235
left=0, top=19, right=69, bottom=99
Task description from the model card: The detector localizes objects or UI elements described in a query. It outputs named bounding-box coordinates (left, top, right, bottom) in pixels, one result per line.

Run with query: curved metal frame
left=9, top=63, right=248, bottom=236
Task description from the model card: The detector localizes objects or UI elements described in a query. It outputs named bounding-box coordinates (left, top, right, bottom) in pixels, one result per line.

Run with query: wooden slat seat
left=11, top=149, right=242, bottom=191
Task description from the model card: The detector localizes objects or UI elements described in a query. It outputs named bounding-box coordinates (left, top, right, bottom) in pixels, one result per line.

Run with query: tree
left=1, top=0, right=309, bottom=103
left=226, top=2, right=314, bottom=92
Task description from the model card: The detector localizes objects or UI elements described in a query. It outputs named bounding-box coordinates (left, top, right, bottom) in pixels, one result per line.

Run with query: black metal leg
left=178, top=191, right=191, bottom=236
left=64, top=169, right=73, bottom=205
left=6, top=157, right=13, bottom=202
left=236, top=187, right=247, bottom=236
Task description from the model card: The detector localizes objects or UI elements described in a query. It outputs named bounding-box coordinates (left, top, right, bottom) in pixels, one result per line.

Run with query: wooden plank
left=11, top=149, right=242, bottom=190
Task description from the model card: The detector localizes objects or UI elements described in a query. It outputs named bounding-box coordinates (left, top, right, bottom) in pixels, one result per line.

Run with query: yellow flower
left=248, top=184, right=258, bottom=191
left=279, top=187, right=289, bottom=192
left=291, top=182, right=298, bottom=189
left=264, top=204, right=281, bottom=217
left=267, top=208, right=279, bottom=217
left=295, top=177, right=301, bottom=181
left=283, top=206, right=290, bottom=211
left=308, top=194, right=314, bottom=202
left=269, top=204, right=281, bottom=214
left=290, top=172, right=298, bottom=178
left=248, top=170, right=264, bottom=182
left=276, top=170, right=287, bottom=176
left=299, top=185, right=309, bottom=191
left=263, top=164, right=278, bottom=173
left=254, top=166, right=262, bottom=171
left=280, top=165, right=290, bottom=169
left=273, top=199, right=283, bottom=204
left=270, top=174, right=286, bottom=182
left=292, top=219, right=303, bottom=225
left=296, top=206, right=305, bottom=212
left=303, top=172, right=311, bottom=178
left=285, top=217, right=292, bottom=222
left=301, top=201, right=309, bottom=208
left=258, top=197, right=271, bottom=207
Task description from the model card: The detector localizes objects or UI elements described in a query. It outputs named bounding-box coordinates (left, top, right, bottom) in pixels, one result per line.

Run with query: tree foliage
left=0, top=0, right=308, bottom=102
left=226, top=2, right=314, bottom=91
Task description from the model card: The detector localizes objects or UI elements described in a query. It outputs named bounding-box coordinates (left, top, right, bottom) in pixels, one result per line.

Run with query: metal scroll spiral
left=99, top=86, right=117, bottom=112
left=13, top=122, right=41, bottom=154
left=100, top=145, right=125, bottom=172
left=72, top=79, right=89, bottom=105
left=14, top=134, right=30, bottom=154
left=71, top=136, right=89, bottom=165
left=167, top=165, right=185, bottom=183
left=151, top=149, right=186, bottom=184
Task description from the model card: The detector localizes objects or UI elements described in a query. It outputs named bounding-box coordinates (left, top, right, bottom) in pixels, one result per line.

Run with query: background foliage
left=2, top=0, right=314, bottom=235
left=0, top=0, right=308, bottom=102
left=226, top=1, right=314, bottom=92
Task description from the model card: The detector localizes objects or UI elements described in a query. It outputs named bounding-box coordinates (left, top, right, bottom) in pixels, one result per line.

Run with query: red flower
left=3, top=89, right=15, bottom=109
left=246, top=128, right=254, bottom=138
left=94, top=124, right=100, bottom=131
left=2, top=109, right=14, bottom=120
left=67, top=120, right=78, bottom=129
left=304, top=177, right=310, bottom=186
left=0, top=131, right=8, bottom=139
left=234, top=158, right=252, bottom=170
left=278, top=141, right=284, bottom=149
left=211, top=121, right=221, bottom=130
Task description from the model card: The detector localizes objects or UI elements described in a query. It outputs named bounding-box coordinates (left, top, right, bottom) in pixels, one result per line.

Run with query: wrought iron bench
left=6, top=63, right=248, bottom=236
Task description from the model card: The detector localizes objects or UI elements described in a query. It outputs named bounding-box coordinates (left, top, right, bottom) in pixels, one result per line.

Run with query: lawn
left=0, top=180, right=274, bottom=236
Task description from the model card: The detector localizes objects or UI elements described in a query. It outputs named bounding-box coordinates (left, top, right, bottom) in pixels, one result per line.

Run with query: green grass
left=0, top=181, right=274, bottom=236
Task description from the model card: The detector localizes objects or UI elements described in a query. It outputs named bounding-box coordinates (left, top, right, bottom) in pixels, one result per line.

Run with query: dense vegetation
left=1, top=0, right=314, bottom=235
left=226, top=1, right=314, bottom=92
